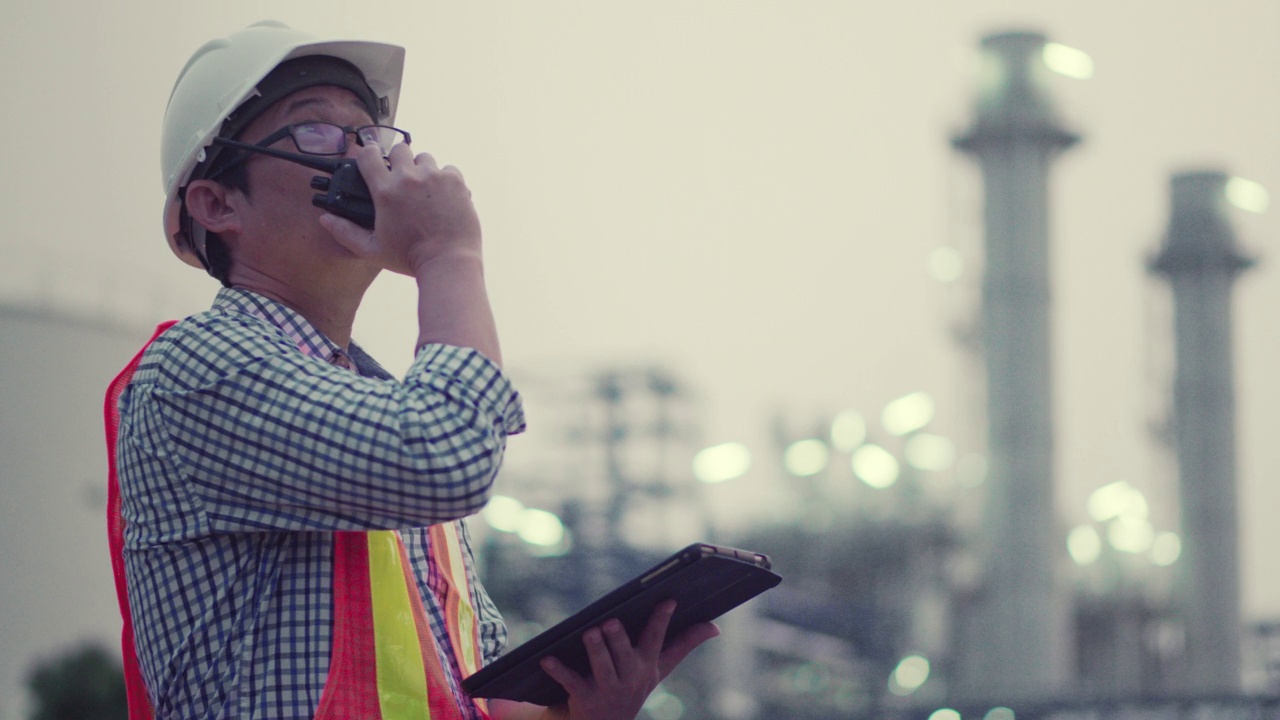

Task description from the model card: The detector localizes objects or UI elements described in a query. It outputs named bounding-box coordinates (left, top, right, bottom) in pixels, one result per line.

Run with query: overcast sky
left=3, top=0, right=1278, bottom=627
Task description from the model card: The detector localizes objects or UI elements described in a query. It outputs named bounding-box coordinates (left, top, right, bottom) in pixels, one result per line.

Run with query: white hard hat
left=161, top=20, right=405, bottom=270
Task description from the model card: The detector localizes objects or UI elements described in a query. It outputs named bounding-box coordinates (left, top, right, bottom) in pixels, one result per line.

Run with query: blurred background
left=2, top=2, right=1278, bottom=719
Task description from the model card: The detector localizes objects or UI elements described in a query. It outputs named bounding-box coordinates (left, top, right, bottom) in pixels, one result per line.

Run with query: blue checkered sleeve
left=139, top=311, right=525, bottom=532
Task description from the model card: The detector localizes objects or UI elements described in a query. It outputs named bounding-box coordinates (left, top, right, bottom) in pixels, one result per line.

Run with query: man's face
left=229, top=84, right=378, bottom=269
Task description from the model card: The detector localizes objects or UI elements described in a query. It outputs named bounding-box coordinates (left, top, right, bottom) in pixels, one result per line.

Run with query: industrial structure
left=0, top=303, right=152, bottom=720
left=949, top=31, right=1080, bottom=702
left=483, top=29, right=1274, bottom=720
left=1149, top=170, right=1254, bottom=693
left=477, top=365, right=723, bottom=717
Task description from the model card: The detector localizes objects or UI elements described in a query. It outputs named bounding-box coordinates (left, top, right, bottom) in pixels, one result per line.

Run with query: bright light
left=904, top=433, right=956, bottom=471
left=882, top=392, right=935, bottom=436
left=852, top=444, right=900, bottom=489
left=643, top=688, right=685, bottom=720
left=984, top=708, right=1016, bottom=720
left=929, top=710, right=962, bottom=720
left=1151, top=531, right=1182, bottom=566
left=788, top=663, right=832, bottom=693
left=1087, top=481, right=1147, bottom=522
left=717, top=690, right=755, bottom=719
left=956, top=454, right=988, bottom=487
left=692, top=442, right=751, bottom=483
left=517, top=508, right=565, bottom=547
left=1108, top=516, right=1154, bottom=554
left=830, top=410, right=867, bottom=452
left=928, top=247, right=964, bottom=283
left=1225, top=176, right=1269, bottom=213
left=784, top=439, right=830, bottom=477
left=889, top=654, right=930, bottom=695
left=1067, top=525, right=1102, bottom=565
left=482, top=495, right=525, bottom=532
left=1042, top=42, right=1093, bottom=79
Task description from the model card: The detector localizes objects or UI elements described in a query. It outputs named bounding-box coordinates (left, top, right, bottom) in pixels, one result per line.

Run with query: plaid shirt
left=115, top=287, right=525, bottom=720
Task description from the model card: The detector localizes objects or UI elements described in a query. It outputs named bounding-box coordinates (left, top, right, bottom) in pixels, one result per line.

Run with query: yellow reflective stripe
left=367, top=531, right=431, bottom=720
left=440, top=524, right=480, bottom=676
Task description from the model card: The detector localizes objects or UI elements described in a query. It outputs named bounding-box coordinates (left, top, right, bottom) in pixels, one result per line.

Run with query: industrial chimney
left=1149, top=170, right=1253, bottom=693
left=950, top=30, right=1081, bottom=702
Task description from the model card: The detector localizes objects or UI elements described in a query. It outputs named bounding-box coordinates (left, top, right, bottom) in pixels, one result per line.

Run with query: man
left=108, top=20, right=716, bottom=720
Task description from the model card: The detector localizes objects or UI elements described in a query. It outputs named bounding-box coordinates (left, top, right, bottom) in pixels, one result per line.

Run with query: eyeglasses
left=256, top=122, right=411, bottom=156
left=208, top=121, right=412, bottom=177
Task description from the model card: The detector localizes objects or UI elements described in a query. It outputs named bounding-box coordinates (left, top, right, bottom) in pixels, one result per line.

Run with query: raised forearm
left=414, top=250, right=503, bottom=367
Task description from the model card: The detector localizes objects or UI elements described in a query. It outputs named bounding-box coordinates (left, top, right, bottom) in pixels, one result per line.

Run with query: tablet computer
left=462, top=542, right=781, bottom=706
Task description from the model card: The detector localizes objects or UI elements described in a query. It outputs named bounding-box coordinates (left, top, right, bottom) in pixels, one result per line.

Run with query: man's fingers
left=582, top=627, right=619, bottom=685
left=657, top=622, right=720, bottom=679
left=601, top=620, right=639, bottom=678
left=414, top=151, right=439, bottom=170
left=318, top=213, right=373, bottom=254
left=539, top=655, right=587, bottom=697
left=637, top=600, right=677, bottom=659
left=352, top=144, right=391, bottom=191
left=385, top=141, right=416, bottom=168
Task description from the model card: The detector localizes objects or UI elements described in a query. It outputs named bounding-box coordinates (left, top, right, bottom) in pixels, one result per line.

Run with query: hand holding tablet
left=463, top=543, right=782, bottom=706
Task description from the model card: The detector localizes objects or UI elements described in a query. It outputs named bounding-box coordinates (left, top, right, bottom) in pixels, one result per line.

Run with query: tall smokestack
left=1149, top=170, right=1252, bottom=693
left=951, top=30, right=1080, bottom=701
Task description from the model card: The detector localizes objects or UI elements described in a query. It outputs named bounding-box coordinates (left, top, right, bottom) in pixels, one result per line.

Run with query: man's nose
left=341, top=131, right=364, bottom=160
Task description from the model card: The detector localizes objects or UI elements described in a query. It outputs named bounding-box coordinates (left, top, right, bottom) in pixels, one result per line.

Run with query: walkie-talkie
left=309, top=159, right=375, bottom=229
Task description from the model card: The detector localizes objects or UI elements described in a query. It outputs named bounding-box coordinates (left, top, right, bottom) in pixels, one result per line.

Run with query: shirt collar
left=210, top=287, right=392, bottom=380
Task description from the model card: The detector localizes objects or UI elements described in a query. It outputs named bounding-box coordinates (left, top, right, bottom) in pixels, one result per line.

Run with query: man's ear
left=184, top=179, right=243, bottom=236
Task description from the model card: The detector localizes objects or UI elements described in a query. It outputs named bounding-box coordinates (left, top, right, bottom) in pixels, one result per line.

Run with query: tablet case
left=462, top=542, right=781, bottom=706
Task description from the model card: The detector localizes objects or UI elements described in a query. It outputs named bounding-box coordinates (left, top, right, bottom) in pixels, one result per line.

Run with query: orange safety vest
left=105, top=322, right=491, bottom=720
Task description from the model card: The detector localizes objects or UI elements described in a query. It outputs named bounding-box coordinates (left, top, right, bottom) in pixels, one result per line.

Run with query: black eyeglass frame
left=206, top=122, right=412, bottom=180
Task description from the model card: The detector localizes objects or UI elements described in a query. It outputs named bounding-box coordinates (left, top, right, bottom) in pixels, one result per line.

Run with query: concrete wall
left=0, top=305, right=152, bottom=720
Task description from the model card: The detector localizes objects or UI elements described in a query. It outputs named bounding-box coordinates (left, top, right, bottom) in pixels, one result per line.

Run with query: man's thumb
left=319, top=213, right=373, bottom=254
